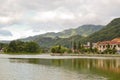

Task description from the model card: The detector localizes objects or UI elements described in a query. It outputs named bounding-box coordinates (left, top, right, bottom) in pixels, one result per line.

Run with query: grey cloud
left=0, top=0, right=120, bottom=22
left=0, top=0, right=120, bottom=39
left=31, top=22, right=66, bottom=32
left=0, top=29, right=13, bottom=36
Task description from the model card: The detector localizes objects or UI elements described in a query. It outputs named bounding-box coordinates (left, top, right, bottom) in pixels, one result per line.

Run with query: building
left=96, top=38, right=120, bottom=53
left=84, top=42, right=98, bottom=49
left=84, top=42, right=90, bottom=49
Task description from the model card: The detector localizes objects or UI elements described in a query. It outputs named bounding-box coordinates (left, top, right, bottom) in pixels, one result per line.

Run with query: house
left=84, top=42, right=90, bottom=49
left=84, top=42, right=97, bottom=49
left=96, top=38, right=120, bottom=53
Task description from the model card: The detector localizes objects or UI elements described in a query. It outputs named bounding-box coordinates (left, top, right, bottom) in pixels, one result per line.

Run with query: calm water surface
left=0, top=58, right=120, bottom=80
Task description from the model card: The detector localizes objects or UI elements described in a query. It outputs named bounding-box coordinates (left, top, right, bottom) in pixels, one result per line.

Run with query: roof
left=97, top=38, right=120, bottom=45
left=112, top=38, right=120, bottom=42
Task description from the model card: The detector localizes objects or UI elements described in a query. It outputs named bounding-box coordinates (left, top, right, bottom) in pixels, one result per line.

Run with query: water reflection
left=9, top=58, right=120, bottom=80
left=10, top=58, right=120, bottom=72
left=0, top=58, right=107, bottom=80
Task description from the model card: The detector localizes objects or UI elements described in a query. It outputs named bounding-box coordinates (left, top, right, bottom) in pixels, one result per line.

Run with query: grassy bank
left=51, top=53, right=120, bottom=57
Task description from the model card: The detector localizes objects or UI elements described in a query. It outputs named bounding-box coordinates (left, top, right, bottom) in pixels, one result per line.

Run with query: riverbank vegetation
left=3, top=40, right=42, bottom=54
left=50, top=45, right=72, bottom=54
left=0, top=40, right=118, bottom=55
left=50, top=41, right=118, bottom=55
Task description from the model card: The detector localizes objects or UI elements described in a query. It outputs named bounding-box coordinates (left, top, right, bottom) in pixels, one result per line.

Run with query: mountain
left=34, top=35, right=84, bottom=48
left=21, top=24, right=104, bottom=42
left=0, top=40, right=10, bottom=44
left=39, top=24, right=103, bottom=38
left=86, top=18, right=120, bottom=42
left=3, top=18, right=120, bottom=48
left=36, top=17, right=120, bottom=48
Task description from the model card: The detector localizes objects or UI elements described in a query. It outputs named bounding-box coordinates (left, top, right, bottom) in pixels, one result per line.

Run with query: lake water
left=0, top=57, right=120, bottom=80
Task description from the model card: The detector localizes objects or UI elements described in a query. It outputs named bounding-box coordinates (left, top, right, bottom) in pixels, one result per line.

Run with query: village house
left=95, top=38, right=120, bottom=53
left=84, top=42, right=90, bottom=49
left=84, top=42, right=97, bottom=49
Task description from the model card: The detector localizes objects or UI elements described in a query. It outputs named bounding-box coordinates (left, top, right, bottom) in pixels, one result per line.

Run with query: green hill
left=19, top=17, right=120, bottom=48
left=20, top=24, right=103, bottom=48
left=86, top=18, right=120, bottom=42
left=21, top=24, right=103, bottom=42
left=34, top=35, right=84, bottom=48
left=37, top=17, right=120, bottom=48
left=40, top=24, right=103, bottom=38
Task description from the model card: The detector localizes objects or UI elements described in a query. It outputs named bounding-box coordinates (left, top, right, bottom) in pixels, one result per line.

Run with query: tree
left=112, top=46, right=117, bottom=54
left=0, top=43, right=8, bottom=50
left=25, top=42, right=40, bottom=53
left=79, top=44, right=85, bottom=54
left=51, top=48, right=56, bottom=53
left=73, top=41, right=77, bottom=50
left=78, top=41, right=82, bottom=49
left=107, top=44, right=110, bottom=49
left=89, top=42, right=93, bottom=53
left=7, top=41, right=16, bottom=52
left=5, top=40, right=40, bottom=53
left=51, top=45, right=68, bottom=54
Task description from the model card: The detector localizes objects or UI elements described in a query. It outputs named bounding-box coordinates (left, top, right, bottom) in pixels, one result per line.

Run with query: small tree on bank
left=25, top=42, right=40, bottom=53
left=51, top=45, right=68, bottom=54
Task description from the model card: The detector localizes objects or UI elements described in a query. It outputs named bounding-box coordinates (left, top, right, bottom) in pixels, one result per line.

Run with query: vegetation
left=102, top=49, right=117, bottom=54
left=101, top=44, right=117, bottom=54
left=50, top=39, right=118, bottom=54
left=33, top=17, right=120, bottom=48
left=22, top=25, right=103, bottom=40
left=0, top=43, right=7, bottom=49
left=71, top=41, right=98, bottom=54
left=4, top=40, right=41, bottom=54
left=20, top=25, right=103, bottom=47
left=0, top=43, right=8, bottom=52
left=51, top=45, right=68, bottom=54
left=85, top=18, right=120, bottom=42
left=32, top=35, right=84, bottom=48
left=1, top=18, right=120, bottom=55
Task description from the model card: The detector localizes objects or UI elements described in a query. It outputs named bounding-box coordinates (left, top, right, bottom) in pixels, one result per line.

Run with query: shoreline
left=51, top=53, right=120, bottom=57
left=0, top=54, right=120, bottom=59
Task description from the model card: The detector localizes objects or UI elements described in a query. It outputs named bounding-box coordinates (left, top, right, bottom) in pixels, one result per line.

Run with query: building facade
left=96, top=38, right=120, bottom=53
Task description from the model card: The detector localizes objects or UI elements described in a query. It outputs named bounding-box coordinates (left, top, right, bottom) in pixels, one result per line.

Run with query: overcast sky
left=0, top=0, right=120, bottom=40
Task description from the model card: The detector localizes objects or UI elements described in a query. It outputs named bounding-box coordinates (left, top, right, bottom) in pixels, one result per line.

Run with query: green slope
left=20, top=18, right=120, bottom=48
left=34, top=35, right=84, bottom=48
left=20, top=24, right=104, bottom=47
left=40, top=25, right=103, bottom=38
left=86, top=18, right=120, bottom=42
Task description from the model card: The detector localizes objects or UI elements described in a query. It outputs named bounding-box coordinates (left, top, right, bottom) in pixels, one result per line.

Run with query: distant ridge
left=21, top=24, right=104, bottom=42
left=2, top=17, right=120, bottom=48
left=39, top=24, right=104, bottom=38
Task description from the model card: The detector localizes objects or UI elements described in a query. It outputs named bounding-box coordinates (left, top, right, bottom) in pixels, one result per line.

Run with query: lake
left=0, top=56, right=120, bottom=80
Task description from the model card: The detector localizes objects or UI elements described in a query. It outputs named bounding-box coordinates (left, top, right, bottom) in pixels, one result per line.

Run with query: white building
left=96, top=38, right=120, bottom=53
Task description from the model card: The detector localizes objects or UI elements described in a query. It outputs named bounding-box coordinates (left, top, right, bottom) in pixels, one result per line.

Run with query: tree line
left=51, top=41, right=117, bottom=54
left=0, top=40, right=117, bottom=54
left=3, top=40, right=41, bottom=53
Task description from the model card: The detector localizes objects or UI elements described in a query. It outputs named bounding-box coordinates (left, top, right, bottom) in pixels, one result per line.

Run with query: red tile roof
left=97, top=38, right=120, bottom=45
left=112, top=38, right=120, bottom=42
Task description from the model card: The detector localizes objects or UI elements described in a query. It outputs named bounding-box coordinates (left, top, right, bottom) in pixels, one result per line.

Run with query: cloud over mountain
left=0, top=0, right=120, bottom=40
left=0, top=30, right=12, bottom=36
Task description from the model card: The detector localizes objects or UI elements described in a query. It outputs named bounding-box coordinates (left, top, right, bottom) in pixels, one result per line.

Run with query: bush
left=51, top=45, right=68, bottom=54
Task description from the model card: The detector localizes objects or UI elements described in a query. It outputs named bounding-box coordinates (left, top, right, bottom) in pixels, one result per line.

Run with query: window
left=111, top=45, right=112, bottom=47
left=114, top=45, right=116, bottom=48
left=118, top=44, right=120, bottom=48
left=103, top=45, right=105, bottom=48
